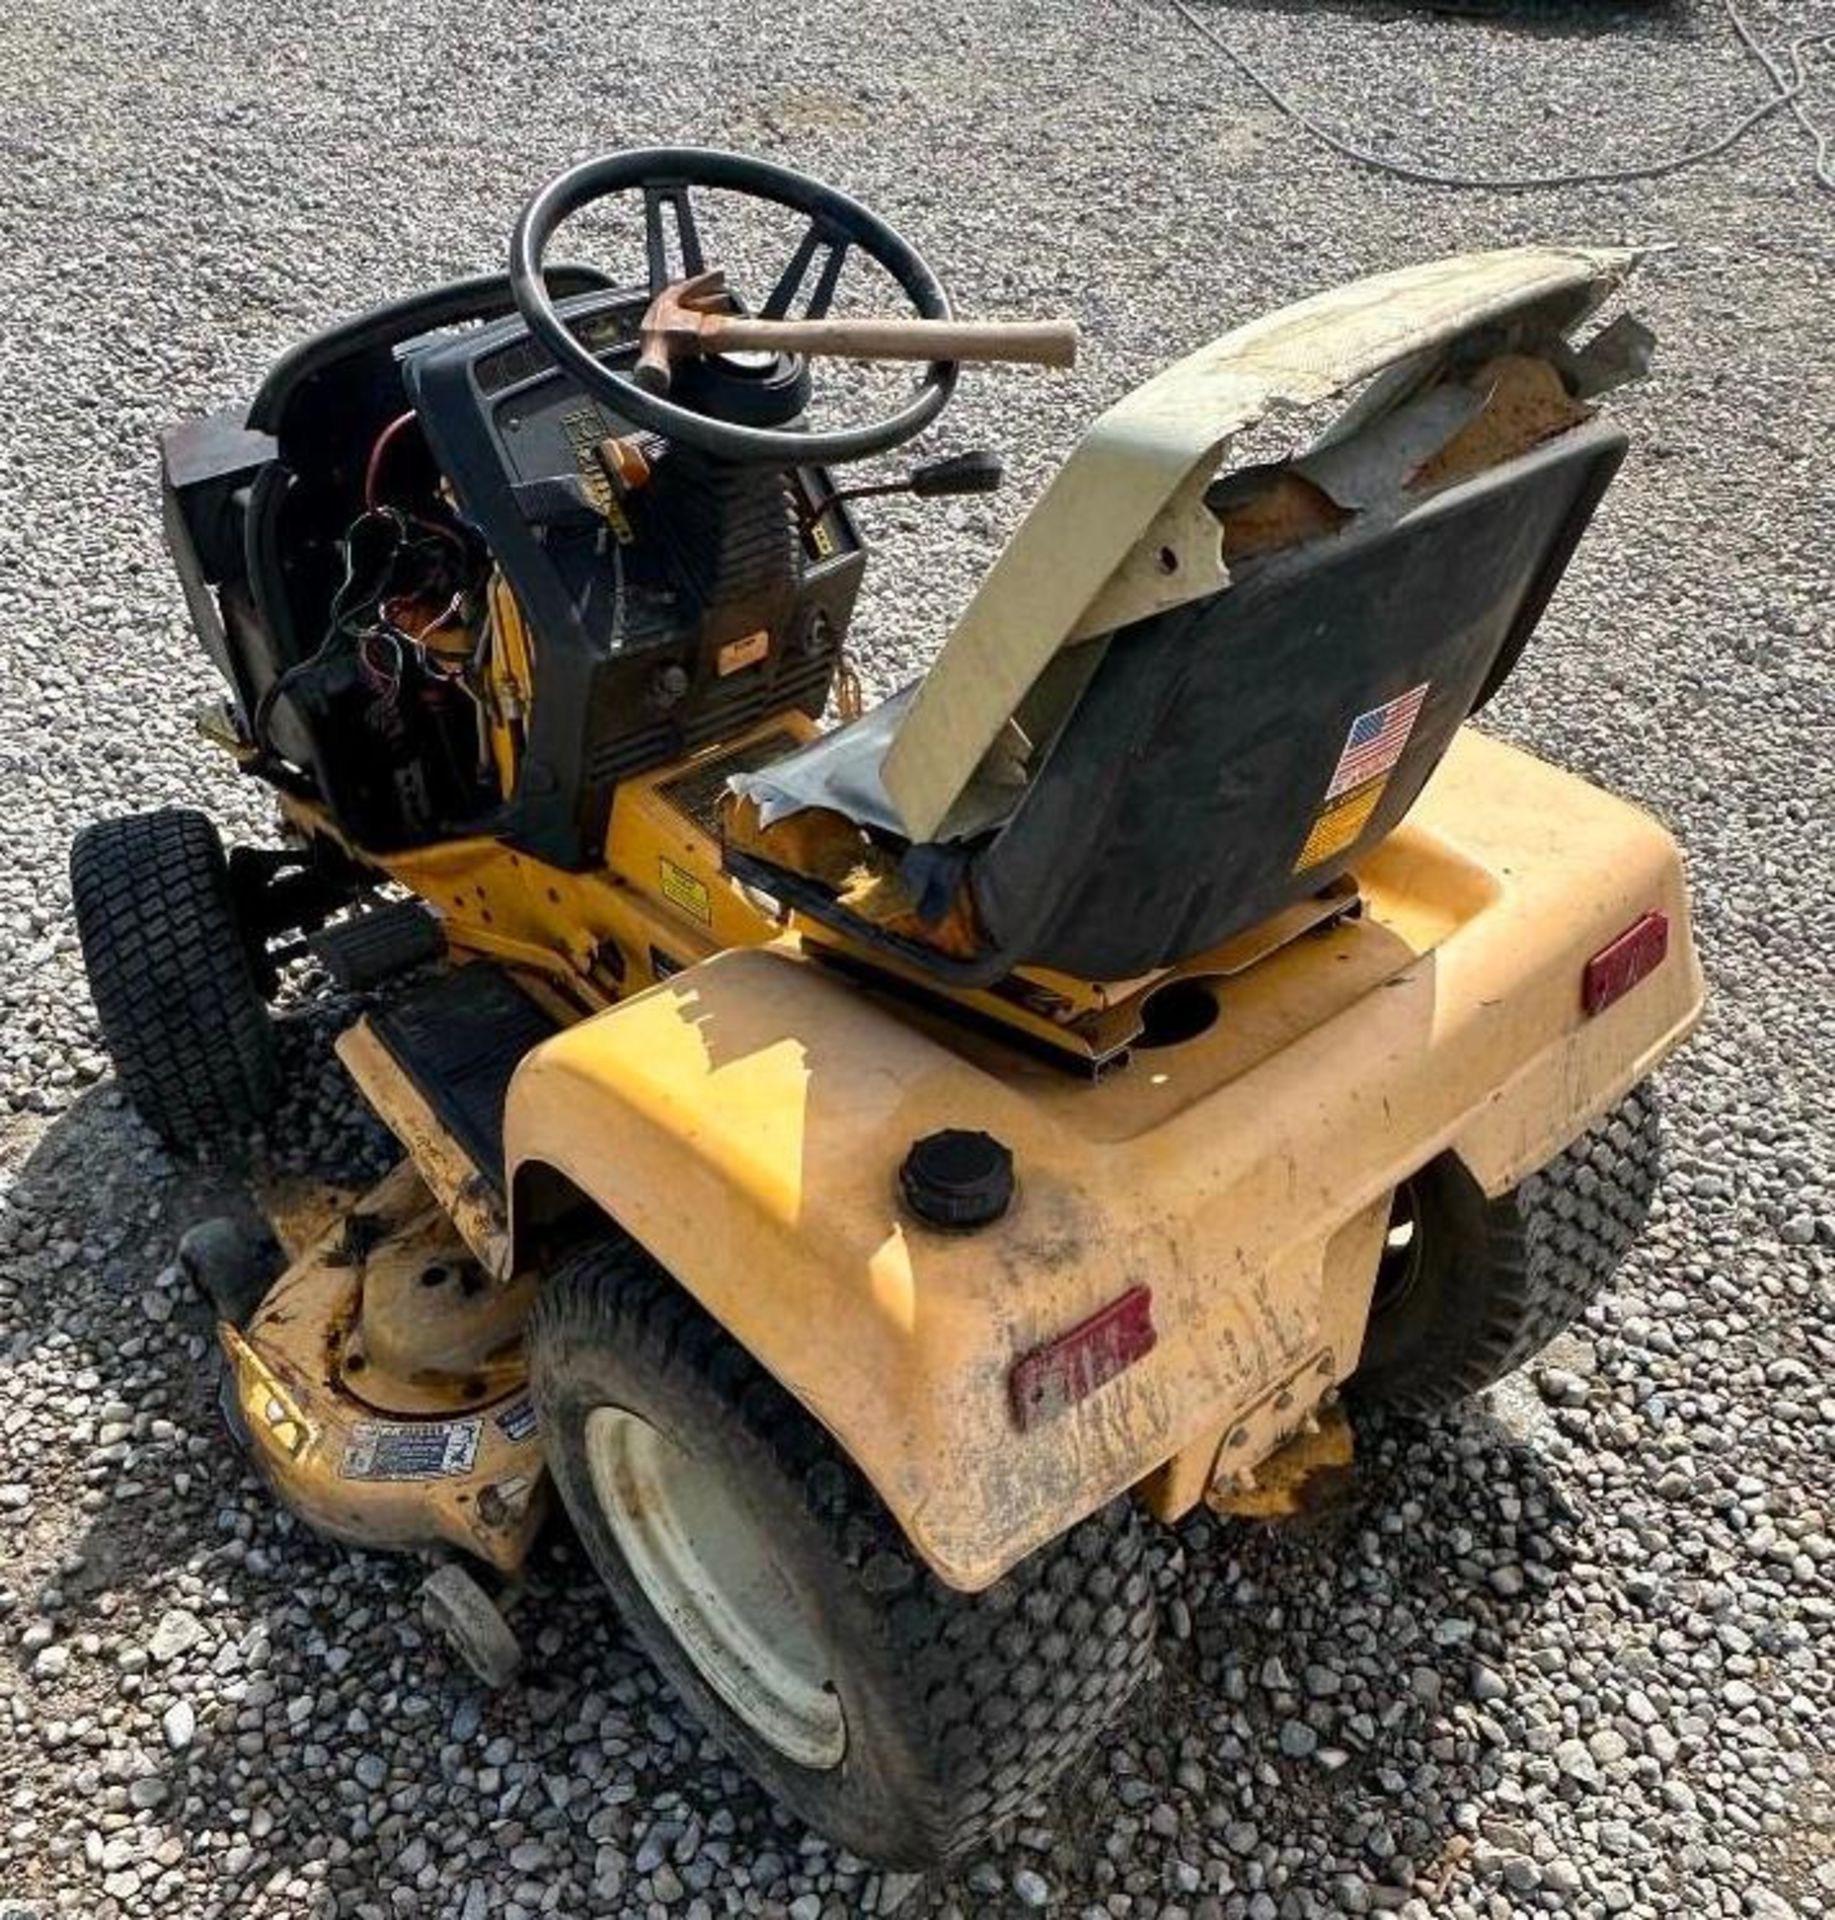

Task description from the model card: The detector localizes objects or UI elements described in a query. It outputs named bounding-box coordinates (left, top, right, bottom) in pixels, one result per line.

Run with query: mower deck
left=221, top=1161, right=546, bottom=1571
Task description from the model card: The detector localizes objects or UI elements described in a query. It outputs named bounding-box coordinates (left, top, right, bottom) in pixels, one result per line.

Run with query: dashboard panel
left=395, top=289, right=867, bottom=866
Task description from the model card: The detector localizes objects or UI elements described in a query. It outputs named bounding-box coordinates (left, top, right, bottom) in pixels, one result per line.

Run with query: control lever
left=802, top=449, right=1005, bottom=533
left=906, top=449, right=1006, bottom=498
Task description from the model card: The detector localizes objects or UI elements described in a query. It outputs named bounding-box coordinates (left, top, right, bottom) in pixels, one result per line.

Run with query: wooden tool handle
left=708, top=315, right=1078, bottom=368
left=632, top=331, right=677, bottom=393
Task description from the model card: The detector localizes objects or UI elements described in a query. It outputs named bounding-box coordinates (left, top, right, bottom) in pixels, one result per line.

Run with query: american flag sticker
left=1325, top=683, right=1430, bottom=802
left=1293, top=681, right=1433, bottom=874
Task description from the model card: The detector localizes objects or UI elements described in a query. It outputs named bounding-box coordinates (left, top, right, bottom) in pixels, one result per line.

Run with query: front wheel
left=530, top=1237, right=1157, bottom=1868
left=1351, top=1085, right=1661, bottom=1415
left=70, top=809, right=279, bottom=1153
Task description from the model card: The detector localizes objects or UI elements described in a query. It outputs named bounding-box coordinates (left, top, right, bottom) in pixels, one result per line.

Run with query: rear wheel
left=531, top=1236, right=1157, bottom=1867
left=1352, top=1086, right=1660, bottom=1415
left=70, top=808, right=278, bottom=1153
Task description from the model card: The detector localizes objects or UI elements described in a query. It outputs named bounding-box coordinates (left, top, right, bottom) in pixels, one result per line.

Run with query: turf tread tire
left=1353, top=1086, right=1660, bottom=1416
left=70, top=809, right=278, bottom=1152
left=531, top=1237, right=1156, bottom=1867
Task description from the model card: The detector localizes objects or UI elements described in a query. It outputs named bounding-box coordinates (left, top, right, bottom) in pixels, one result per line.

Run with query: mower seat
left=725, top=246, right=1649, bottom=990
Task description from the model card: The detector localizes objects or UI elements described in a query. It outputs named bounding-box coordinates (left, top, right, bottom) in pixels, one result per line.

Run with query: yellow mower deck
left=222, top=1161, right=545, bottom=1571
left=225, top=724, right=1701, bottom=1588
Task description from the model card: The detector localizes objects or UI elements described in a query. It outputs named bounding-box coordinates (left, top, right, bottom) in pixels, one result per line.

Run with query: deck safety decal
left=1296, top=682, right=1430, bottom=872
left=341, top=1419, right=481, bottom=1482
left=659, top=856, right=713, bottom=926
left=495, top=1397, right=539, bottom=1444
left=248, top=1361, right=312, bottom=1460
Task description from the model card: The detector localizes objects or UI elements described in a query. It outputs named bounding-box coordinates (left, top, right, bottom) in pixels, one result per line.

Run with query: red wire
left=363, top=410, right=419, bottom=510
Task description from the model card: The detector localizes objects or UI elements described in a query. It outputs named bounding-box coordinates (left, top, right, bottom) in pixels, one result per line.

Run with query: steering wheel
left=510, top=148, right=959, bottom=466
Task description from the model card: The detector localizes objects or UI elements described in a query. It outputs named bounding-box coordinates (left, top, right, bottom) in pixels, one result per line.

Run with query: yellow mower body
left=228, top=722, right=1699, bottom=1590
left=70, top=153, right=1709, bottom=1863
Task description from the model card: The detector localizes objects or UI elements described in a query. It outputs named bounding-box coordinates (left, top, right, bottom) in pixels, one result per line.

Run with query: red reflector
left=1583, top=911, right=1669, bottom=1016
left=1009, top=1286, right=1156, bottom=1430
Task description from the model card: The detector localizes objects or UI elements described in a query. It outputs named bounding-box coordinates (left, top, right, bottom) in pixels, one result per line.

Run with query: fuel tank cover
left=899, top=1128, right=1014, bottom=1230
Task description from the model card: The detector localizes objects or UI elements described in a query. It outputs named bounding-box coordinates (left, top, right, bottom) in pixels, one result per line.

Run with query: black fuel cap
left=899, top=1129, right=1014, bottom=1229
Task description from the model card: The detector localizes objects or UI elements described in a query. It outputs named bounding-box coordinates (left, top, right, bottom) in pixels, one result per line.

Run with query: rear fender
left=505, top=946, right=1185, bottom=1592
left=503, top=733, right=1702, bottom=1592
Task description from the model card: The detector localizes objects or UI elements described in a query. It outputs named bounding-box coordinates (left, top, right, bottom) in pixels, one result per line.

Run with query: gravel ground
left=2, top=0, right=1832, bottom=1915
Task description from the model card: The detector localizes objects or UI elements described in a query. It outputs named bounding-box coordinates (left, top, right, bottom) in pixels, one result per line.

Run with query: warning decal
left=495, top=1397, right=539, bottom=1444
left=260, top=1387, right=312, bottom=1461
left=659, top=857, right=713, bottom=926
left=1295, top=778, right=1388, bottom=872
left=1295, top=683, right=1431, bottom=873
left=341, top=1419, right=481, bottom=1482
left=716, top=629, right=770, bottom=677
left=229, top=1338, right=314, bottom=1460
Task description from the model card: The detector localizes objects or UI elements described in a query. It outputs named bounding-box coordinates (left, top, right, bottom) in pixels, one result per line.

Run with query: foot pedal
left=311, top=900, right=445, bottom=990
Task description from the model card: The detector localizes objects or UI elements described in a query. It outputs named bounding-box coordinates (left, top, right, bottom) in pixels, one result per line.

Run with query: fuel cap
left=899, top=1129, right=1014, bottom=1230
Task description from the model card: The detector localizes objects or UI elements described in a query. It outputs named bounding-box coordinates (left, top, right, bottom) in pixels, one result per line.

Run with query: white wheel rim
left=583, top=1405, right=846, bottom=1770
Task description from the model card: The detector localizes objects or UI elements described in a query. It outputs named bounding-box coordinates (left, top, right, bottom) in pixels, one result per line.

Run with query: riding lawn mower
left=70, top=148, right=1702, bottom=1866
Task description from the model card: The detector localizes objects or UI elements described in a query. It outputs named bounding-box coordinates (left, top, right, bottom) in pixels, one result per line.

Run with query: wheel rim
left=582, top=1406, right=846, bottom=1770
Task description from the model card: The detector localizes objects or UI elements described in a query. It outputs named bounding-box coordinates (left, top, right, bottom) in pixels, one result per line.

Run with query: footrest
left=336, top=965, right=560, bottom=1279
left=311, top=900, right=446, bottom=990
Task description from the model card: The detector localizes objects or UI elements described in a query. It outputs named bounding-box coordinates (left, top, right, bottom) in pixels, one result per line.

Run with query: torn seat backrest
left=880, top=245, right=1639, bottom=845
left=964, top=415, right=1625, bottom=981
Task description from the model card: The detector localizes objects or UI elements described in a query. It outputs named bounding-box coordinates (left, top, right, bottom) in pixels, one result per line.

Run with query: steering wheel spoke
left=761, top=221, right=851, bottom=321
left=642, top=182, right=707, bottom=293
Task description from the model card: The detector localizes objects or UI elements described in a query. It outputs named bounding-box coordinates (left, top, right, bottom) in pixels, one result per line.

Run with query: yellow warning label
left=659, top=857, right=712, bottom=926
left=717, top=630, right=770, bottom=677
left=1295, top=777, right=1387, bottom=872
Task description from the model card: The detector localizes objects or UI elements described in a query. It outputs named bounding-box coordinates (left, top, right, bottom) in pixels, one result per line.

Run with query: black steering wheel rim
left=509, top=147, right=958, bottom=465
